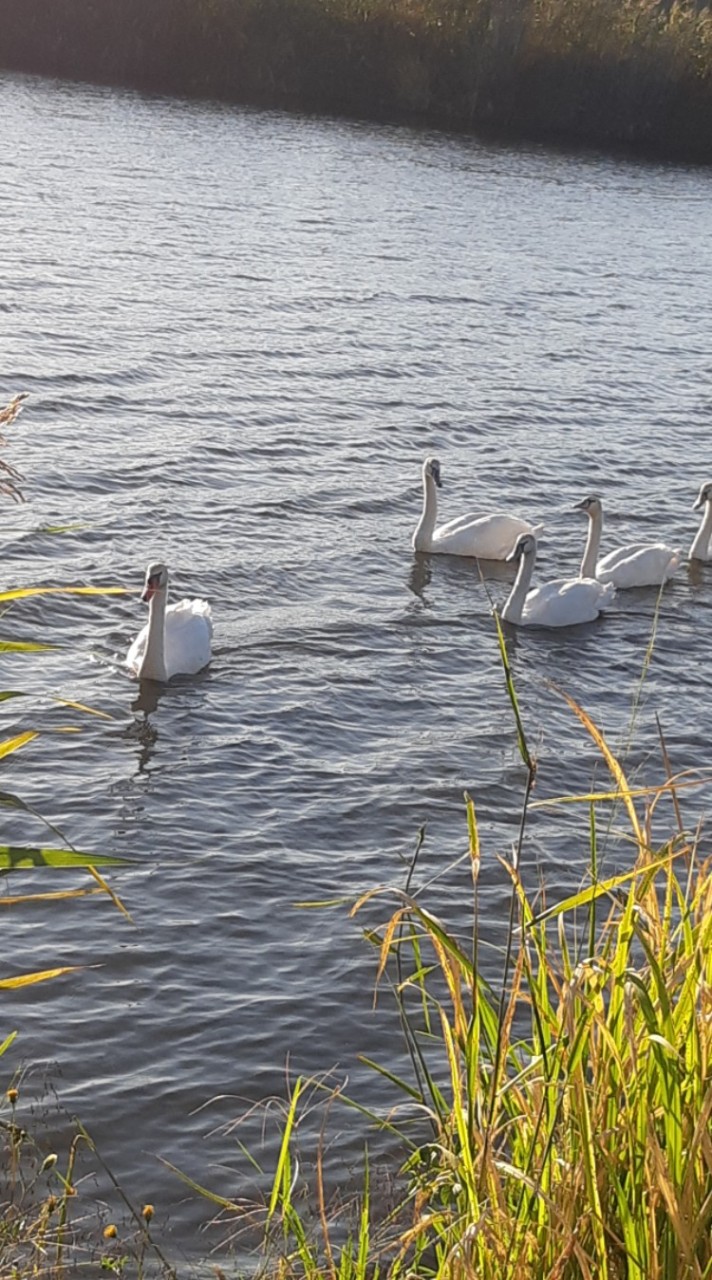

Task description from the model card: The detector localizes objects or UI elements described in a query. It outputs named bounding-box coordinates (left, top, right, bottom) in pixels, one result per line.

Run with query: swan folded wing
left=523, top=577, right=613, bottom=627
left=164, top=599, right=213, bottom=676
left=125, top=623, right=149, bottom=675
left=432, top=510, right=485, bottom=538
left=596, top=544, right=680, bottom=587
left=432, top=512, right=536, bottom=560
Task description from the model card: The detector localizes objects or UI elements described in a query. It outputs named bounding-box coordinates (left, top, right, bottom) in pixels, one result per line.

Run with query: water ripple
left=1, top=70, right=712, bottom=1257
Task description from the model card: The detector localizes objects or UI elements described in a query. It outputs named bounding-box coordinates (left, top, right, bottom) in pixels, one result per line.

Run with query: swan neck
left=580, top=510, right=602, bottom=578
left=690, top=501, right=712, bottom=560
left=502, top=549, right=535, bottom=624
left=139, top=590, right=168, bottom=681
left=413, top=474, right=438, bottom=552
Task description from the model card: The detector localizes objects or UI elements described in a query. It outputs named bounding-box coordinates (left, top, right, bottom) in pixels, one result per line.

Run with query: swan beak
left=141, top=583, right=156, bottom=603
left=572, top=499, right=588, bottom=511
left=693, top=496, right=704, bottom=510
left=505, top=546, right=519, bottom=563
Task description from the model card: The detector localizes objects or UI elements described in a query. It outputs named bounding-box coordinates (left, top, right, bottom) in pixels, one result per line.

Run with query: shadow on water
left=687, top=558, right=710, bottom=592
left=407, top=554, right=433, bottom=606
left=408, top=551, right=517, bottom=603
left=126, top=682, right=164, bottom=775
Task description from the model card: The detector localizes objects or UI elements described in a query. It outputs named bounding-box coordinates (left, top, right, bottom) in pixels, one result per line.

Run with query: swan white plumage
left=502, top=533, right=614, bottom=627
left=575, top=495, right=680, bottom=588
left=412, top=457, right=541, bottom=559
left=690, top=480, right=712, bottom=561
left=126, top=562, right=213, bottom=681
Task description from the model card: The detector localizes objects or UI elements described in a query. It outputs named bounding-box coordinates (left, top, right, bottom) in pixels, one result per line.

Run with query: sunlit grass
left=200, top=609, right=712, bottom=1280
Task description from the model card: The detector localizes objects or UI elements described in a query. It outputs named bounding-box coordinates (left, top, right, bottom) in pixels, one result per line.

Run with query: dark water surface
left=1, top=72, right=711, bottom=1267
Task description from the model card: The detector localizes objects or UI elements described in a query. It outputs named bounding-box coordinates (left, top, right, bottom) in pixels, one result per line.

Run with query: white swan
left=502, top=533, right=614, bottom=627
left=575, top=495, right=680, bottom=588
left=690, top=481, right=712, bottom=561
left=126, top=562, right=213, bottom=681
left=412, top=457, right=541, bottom=559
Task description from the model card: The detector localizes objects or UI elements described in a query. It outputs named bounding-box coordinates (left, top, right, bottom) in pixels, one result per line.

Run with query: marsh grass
left=206, top=610, right=712, bottom=1280
left=2, top=0, right=712, bottom=156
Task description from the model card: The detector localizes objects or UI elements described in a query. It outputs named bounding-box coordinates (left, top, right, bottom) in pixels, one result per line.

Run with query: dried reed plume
left=0, top=392, right=27, bottom=503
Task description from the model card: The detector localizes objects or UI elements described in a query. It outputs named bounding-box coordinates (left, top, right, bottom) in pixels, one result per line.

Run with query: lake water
left=1, top=71, right=711, bottom=1270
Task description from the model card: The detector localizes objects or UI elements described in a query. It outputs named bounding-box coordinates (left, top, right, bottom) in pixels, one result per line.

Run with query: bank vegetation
left=1, top=0, right=712, bottom=158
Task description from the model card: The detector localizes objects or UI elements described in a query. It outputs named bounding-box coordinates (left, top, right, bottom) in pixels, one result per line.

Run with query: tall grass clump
left=223, top=615, right=712, bottom=1279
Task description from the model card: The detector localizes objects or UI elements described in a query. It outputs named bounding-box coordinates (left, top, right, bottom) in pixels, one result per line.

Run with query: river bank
left=2, top=0, right=712, bottom=161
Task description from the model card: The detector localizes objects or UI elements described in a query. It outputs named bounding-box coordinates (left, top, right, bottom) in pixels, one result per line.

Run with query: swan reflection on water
left=407, top=555, right=433, bottom=606
left=687, top=558, right=709, bottom=592
left=131, top=680, right=163, bottom=719
left=408, top=549, right=518, bottom=611
left=128, top=682, right=163, bottom=775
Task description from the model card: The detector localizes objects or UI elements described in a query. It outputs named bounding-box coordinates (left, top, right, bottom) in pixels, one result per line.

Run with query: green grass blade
left=492, top=608, right=532, bottom=769
left=0, top=845, right=131, bottom=870
left=0, top=1030, right=18, bottom=1056
left=267, top=1078, right=303, bottom=1226
left=0, top=639, right=54, bottom=652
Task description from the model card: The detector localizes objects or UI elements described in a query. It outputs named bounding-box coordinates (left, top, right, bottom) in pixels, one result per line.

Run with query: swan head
left=506, top=532, right=537, bottom=562
left=693, top=481, right=712, bottom=510
left=423, top=456, right=442, bottom=488
left=573, top=495, right=602, bottom=516
left=141, top=562, right=168, bottom=603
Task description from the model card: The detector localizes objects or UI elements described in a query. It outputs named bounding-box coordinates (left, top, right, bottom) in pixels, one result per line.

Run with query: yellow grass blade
left=0, top=586, right=126, bottom=603
left=0, top=731, right=38, bottom=759
left=87, top=865, right=134, bottom=924
left=0, top=888, right=105, bottom=906
left=530, top=772, right=712, bottom=809
left=376, top=907, right=409, bottom=988
left=0, top=639, right=53, bottom=652
left=0, top=965, right=84, bottom=989
left=53, top=698, right=116, bottom=721
left=554, top=686, right=642, bottom=844
left=530, top=852, right=675, bottom=925
left=465, top=790, right=480, bottom=883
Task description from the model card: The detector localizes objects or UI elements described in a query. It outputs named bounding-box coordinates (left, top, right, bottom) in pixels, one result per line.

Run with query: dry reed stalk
left=0, top=392, right=27, bottom=503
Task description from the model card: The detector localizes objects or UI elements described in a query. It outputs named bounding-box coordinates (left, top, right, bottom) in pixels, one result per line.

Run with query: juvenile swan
left=126, top=562, right=213, bottom=682
left=575, top=495, right=680, bottom=588
left=690, top=481, right=712, bottom=561
left=412, top=457, right=540, bottom=559
left=502, top=533, right=614, bottom=627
